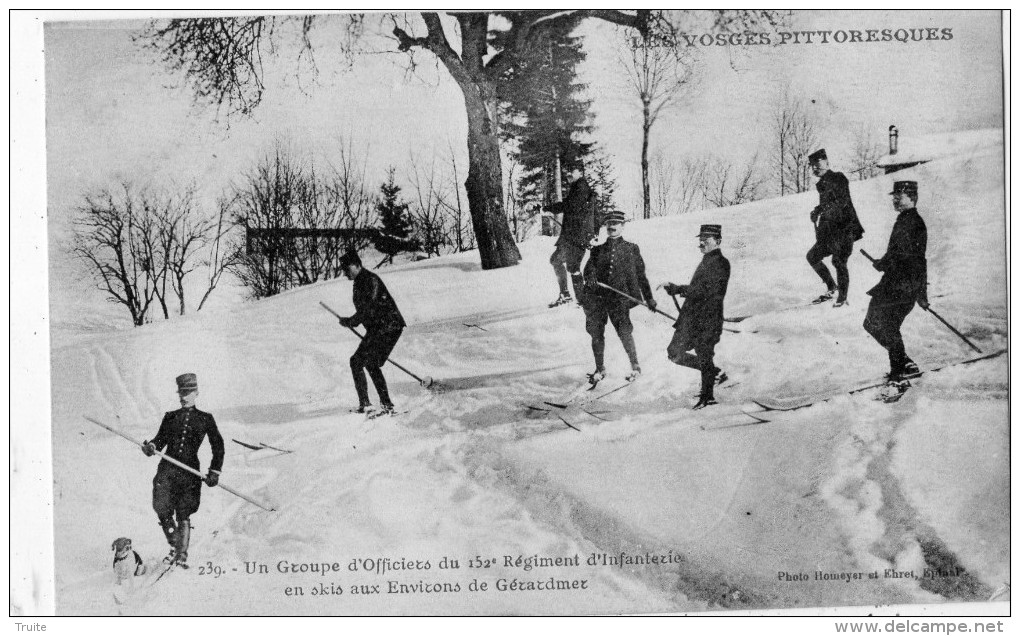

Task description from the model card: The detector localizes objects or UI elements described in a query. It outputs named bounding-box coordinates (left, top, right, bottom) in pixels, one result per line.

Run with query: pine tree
left=373, top=167, right=416, bottom=265
left=588, top=149, right=619, bottom=221
left=496, top=18, right=596, bottom=214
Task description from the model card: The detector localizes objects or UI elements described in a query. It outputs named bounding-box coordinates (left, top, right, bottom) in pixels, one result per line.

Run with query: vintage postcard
left=12, top=9, right=1008, bottom=618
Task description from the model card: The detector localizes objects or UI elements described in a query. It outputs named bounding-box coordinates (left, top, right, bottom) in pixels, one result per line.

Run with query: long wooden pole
left=596, top=282, right=678, bottom=321
left=319, top=301, right=434, bottom=388
left=860, top=249, right=981, bottom=353
left=83, top=416, right=276, bottom=512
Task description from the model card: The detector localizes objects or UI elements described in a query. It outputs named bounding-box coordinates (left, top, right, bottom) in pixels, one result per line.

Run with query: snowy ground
left=50, top=130, right=1008, bottom=615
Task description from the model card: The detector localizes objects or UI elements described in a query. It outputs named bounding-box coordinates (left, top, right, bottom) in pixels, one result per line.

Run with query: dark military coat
left=814, top=170, right=865, bottom=244
left=672, top=249, right=731, bottom=347
left=869, top=208, right=928, bottom=304
left=151, top=407, right=224, bottom=473
left=550, top=177, right=598, bottom=249
left=351, top=269, right=406, bottom=333
left=582, top=237, right=653, bottom=309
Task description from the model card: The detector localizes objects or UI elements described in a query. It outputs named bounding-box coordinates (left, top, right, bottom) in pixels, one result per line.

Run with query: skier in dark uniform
left=548, top=167, right=599, bottom=307
left=581, top=210, right=655, bottom=384
left=336, top=250, right=406, bottom=414
left=142, top=373, right=224, bottom=567
left=806, top=149, right=865, bottom=307
left=864, top=180, right=929, bottom=388
left=665, top=224, right=731, bottom=410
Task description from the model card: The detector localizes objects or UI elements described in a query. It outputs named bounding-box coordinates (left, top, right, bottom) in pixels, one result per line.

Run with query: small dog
left=111, top=537, right=149, bottom=586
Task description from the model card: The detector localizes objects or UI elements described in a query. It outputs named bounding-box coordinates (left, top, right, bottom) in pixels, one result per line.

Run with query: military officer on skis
left=665, top=224, right=731, bottom=409
left=142, top=373, right=224, bottom=567
left=806, top=149, right=865, bottom=307
left=864, top=180, right=929, bottom=386
left=547, top=167, right=599, bottom=307
left=581, top=210, right=655, bottom=384
left=336, top=250, right=406, bottom=414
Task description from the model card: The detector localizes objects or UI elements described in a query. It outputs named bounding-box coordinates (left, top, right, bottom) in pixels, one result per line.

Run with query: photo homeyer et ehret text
left=34, top=9, right=1006, bottom=616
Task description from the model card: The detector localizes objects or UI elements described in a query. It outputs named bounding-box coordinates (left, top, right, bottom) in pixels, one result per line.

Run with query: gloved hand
left=338, top=316, right=353, bottom=329
left=205, top=470, right=220, bottom=487
left=917, top=297, right=930, bottom=311
left=141, top=441, right=155, bottom=457
left=872, top=259, right=885, bottom=272
left=663, top=283, right=683, bottom=296
left=646, top=298, right=658, bottom=312
left=810, top=208, right=820, bottom=224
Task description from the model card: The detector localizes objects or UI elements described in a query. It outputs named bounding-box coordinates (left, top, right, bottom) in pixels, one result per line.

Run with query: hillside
left=51, top=130, right=1008, bottom=615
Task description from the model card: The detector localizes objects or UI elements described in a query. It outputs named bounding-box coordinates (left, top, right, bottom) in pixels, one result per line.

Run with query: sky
left=44, top=11, right=1002, bottom=212
left=41, top=10, right=1003, bottom=299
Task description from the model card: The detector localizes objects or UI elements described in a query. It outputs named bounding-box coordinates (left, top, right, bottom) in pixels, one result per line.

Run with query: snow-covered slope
left=51, top=131, right=1007, bottom=614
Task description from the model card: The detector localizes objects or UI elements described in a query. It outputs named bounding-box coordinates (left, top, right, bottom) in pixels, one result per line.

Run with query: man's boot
left=549, top=291, right=573, bottom=308
left=811, top=289, right=836, bottom=304
left=159, top=517, right=177, bottom=564
left=693, top=395, right=718, bottom=410
left=175, top=518, right=191, bottom=568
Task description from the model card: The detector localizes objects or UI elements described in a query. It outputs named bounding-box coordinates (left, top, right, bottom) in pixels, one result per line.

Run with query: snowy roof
left=876, top=127, right=1003, bottom=166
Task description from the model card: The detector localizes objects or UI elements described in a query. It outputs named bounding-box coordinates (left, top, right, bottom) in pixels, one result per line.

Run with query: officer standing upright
left=864, top=180, right=929, bottom=385
left=665, top=224, right=731, bottom=409
left=806, top=149, right=865, bottom=307
left=548, top=167, right=599, bottom=307
left=142, top=373, right=224, bottom=568
left=581, top=210, right=655, bottom=384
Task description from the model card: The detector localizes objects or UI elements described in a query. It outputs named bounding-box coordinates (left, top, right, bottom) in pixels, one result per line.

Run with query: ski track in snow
left=51, top=134, right=1008, bottom=614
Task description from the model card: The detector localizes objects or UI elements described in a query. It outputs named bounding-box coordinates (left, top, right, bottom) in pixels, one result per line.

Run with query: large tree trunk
left=461, top=80, right=521, bottom=270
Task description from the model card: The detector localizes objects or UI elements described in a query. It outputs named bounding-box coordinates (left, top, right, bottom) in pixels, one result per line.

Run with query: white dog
left=111, top=537, right=149, bottom=586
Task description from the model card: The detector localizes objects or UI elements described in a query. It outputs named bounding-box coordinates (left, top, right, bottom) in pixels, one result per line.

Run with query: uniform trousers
left=863, top=299, right=916, bottom=374
left=351, top=327, right=403, bottom=407
left=667, top=332, right=720, bottom=399
left=584, top=299, right=639, bottom=370
left=807, top=234, right=854, bottom=302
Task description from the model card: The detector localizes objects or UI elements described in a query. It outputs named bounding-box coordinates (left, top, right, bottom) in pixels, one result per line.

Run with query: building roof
left=876, top=127, right=1003, bottom=167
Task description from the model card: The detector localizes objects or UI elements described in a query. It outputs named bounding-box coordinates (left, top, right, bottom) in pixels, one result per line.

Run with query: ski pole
left=923, top=307, right=983, bottom=354
left=319, top=301, right=435, bottom=388
left=599, top=282, right=743, bottom=333
left=860, top=248, right=877, bottom=263
left=860, top=250, right=980, bottom=352
left=596, top=282, right=678, bottom=321
left=83, top=416, right=276, bottom=512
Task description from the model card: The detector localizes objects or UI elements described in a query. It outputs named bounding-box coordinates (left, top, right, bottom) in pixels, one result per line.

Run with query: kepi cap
left=808, top=149, right=827, bottom=163
left=339, top=250, right=362, bottom=269
left=889, top=180, right=918, bottom=196
left=603, top=210, right=628, bottom=225
left=696, top=224, right=722, bottom=239
left=176, top=373, right=198, bottom=393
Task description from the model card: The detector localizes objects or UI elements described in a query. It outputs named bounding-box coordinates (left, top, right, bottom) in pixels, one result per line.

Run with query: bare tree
left=229, top=144, right=306, bottom=298
left=72, top=183, right=159, bottom=326
left=408, top=153, right=455, bottom=257
left=195, top=195, right=240, bottom=312
left=445, top=140, right=471, bottom=252
left=148, top=185, right=226, bottom=316
left=326, top=137, right=377, bottom=254
left=848, top=124, right=883, bottom=181
left=141, top=11, right=783, bottom=269
left=702, top=153, right=765, bottom=208
left=617, top=31, right=697, bottom=219
left=650, top=151, right=677, bottom=216
left=136, top=195, right=171, bottom=319
left=229, top=140, right=377, bottom=298
left=772, top=89, right=819, bottom=195
left=677, top=156, right=710, bottom=215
